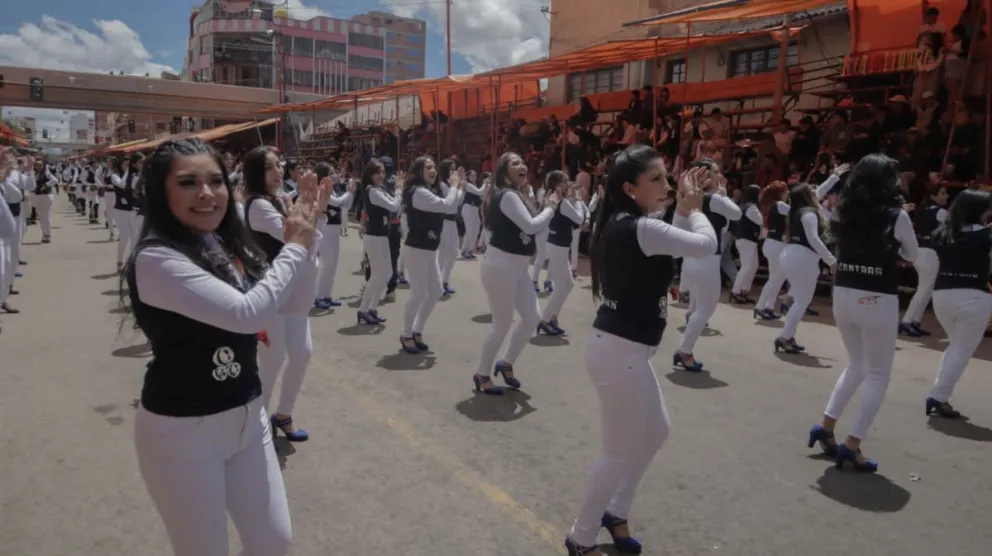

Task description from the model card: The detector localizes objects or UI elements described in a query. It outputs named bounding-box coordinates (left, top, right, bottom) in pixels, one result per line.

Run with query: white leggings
left=570, top=230, right=582, bottom=270
left=824, top=287, right=898, bottom=440
left=461, top=205, right=482, bottom=252
left=569, top=330, right=669, bottom=547
left=401, top=245, right=444, bottom=337
left=134, top=399, right=292, bottom=556
left=732, top=239, right=759, bottom=295
left=541, top=244, right=575, bottom=321
left=756, top=239, right=786, bottom=311
left=477, top=248, right=542, bottom=375
left=679, top=254, right=721, bottom=354
left=2, top=218, right=22, bottom=293
left=530, top=230, right=550, bottom=283
left=104, top=193, right=115, bottom=225
left=779, top=245, right=820, bottom=340
left=114, top=208, right=137, bottom=264
left=439, top=219, right=459, bottom=284
left=903, top=247, right=939, bottom=324
left=132, top=213, right=145, bottom=237
left=359, top=234, right=392, bottom=312
left=930, top=289, right=992, bottom=402
left=315, top=224, right=341, bottom=299
left=259, top=315, right=313, bottom=416
left=34, top=194, right=53, bottom=238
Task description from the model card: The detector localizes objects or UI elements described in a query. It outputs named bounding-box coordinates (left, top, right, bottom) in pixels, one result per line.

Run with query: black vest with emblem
left=324, top=180, right=348, bottom=225
left=592, top=212, right=672, bottom=346
left=738, top=202, right=761, bottom=242
left=915, top=204, right=942, bottom=248
left=547, top=200, right=579, bottom=247
left=113, top=172, right=133, bottom=210
left=83, top=168, right=97, bottom=185
left=35, top=170, right=53, bottom=195
left=767, top=205, right=787, bottom=242
left=464, top=185, right=482, bottom=206
left=364, top=184, right=391, bottom=237
left=834, top=209, right=902, bottom=295
left=789, top=206, right=820, bottom=252
left=487, top=188, right=536, bottom=256
left=701, top=193, right=728, bottom=254
left=934, top=228, right=992, bottom=291
left=403, top=184, right=444, bottom=250
left=244, top=196, right=285, bottom=261
left=127, top=240, right=261, bottom=417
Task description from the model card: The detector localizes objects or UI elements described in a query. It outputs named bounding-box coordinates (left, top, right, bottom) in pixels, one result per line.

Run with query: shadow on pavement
left=112, top=342, right=152, bottom=358
left=665, top=370, right=729, bottom=390
left=813, top=466, right=911, bottom=512
left=376, top=352, right=437, bottom=371
left=927, top=416, right=992, bottom=442
left=455, top=389, right=537, bottom=422
left=470, top=313, right=492, bottom=324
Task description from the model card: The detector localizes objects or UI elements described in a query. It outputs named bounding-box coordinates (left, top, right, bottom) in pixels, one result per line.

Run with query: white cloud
left=383, top=0, right=549, bottom=72
left=0, top=15, right=175, bottom=76
left=284, top=0, right=330, bottom=20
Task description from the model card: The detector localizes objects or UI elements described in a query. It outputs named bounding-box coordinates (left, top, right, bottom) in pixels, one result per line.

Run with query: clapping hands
left=675, top=166, right=706, bottom=217
left=281, top=170, right=329, bottom=250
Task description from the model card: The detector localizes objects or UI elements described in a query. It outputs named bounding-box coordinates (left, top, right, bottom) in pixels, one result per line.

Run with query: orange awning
left=118, top=118, right=280, bottom=153
left=624, top=0, right=841, bottom=25
left=848, top=0, right=966, bottom=54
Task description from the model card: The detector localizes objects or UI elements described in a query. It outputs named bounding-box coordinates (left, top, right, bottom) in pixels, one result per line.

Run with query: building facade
left=350, top=11, right=427, bottom=84
left=183, top=0, right=393, bottom=96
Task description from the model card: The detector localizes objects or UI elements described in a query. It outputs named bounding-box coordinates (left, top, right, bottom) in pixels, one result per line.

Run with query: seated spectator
left=821, top=111, right=853, bottom=159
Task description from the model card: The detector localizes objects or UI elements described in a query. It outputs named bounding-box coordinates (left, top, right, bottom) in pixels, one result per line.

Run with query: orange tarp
left=115, top=118, right=279, bottom=154
left=419, top=82, right=540, bottom=120
left=848, top=0, right=967, bottom=54
left=624, top=0, right=839, bottom=26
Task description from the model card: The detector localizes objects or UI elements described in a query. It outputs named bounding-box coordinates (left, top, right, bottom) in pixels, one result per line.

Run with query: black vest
left=324, top=194, right=344, bottom=226
left=767, top=205, right=787, bottom=242
left=464, top=186, right=482, bottom=206
left=737, top=202, right=761, bottom=242
left=547, top=201, right=579, bottom=247
left=35, top=171, right=53, bottom=195
left=834, top=209, right=902, bottom=295
left=487, top=188, right=536, bottom=256
left=915, top=205, right=942, bottom=248
left=403, top=184, right=444, bottom=251
left=127, top=240, right=261, bottom=417
left=244, top=196, right=285, bottom=261
left=364, top=184, right=392, bottom=237
left=113, top=173, right=133, bottom=210
left=934, top=228, right=992, bottom=291
left=789, top=206, right=821, bottom=252
left=592, top=213, right=672, bottom=346
left=83, top=168, right=97, bottom=185
left=701, top=193, right=728, bottom=254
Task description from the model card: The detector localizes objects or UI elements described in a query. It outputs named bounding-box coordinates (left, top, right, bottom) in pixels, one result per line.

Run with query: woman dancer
left=125, top=138, right=324, bottom=555
left=472, top=153, right=558, bottom=395
left=775, top=183, right=836, bottom=353
left=282, top=160, right=301, bottom=199
left=131, top=154, right=147, bottom=234
left=531, top=180, right=553, bottom=293
left=357, top=159, right=399, bottom=325
left=674, top=159, right=740, bottom=372
left=437, top=159, right=463, bottom=295
left=104, top=159, right=118, bottom=241
left=565, top=147, right=715, bottom=556
left=111, top=156, right=137, bottom=272
left=729, top=184, right=762, bottom=303
left=899, top=185, right=948, bottom=337
left=243, top=146, right=321, bottom=443
left=460, top=169, right=487, bottom=259
left=570, top=185, right=590, bottom=277
left=807, top=154, right=918, bottom=472
left=313, top=162, right=355, bottom=309
left=539, top=171, right=582, bottom=335
left=925, top=189, right=992, bottom=419
left=400, top=156, right=461, bottom=353
left=754, top=181, right=790, bottom=319
left=31, top=158, right=55, bottom=244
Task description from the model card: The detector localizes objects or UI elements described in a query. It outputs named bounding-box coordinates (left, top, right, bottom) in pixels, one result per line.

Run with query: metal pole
left=445, top=0, right=453, bottom=154
left=986, top=0, right=992, bottom=181
left=771, top=14, right=792, bottom=122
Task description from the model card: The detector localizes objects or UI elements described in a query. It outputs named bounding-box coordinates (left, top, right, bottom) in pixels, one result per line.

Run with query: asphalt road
left=1, top=198, right=990, bottom=556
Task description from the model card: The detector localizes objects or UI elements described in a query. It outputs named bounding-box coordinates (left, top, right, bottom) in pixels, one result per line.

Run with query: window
left=566, top=65, right=623, bottom=102
left=405, top=48, right=422, bottom=59
left=348, top=76, right=382, bottom=91
left=664, top=59, right=686, bottom=84
left=349, top=32, right=384, bottom=50
left=349, top=54, right=384, bottom=72
left=315, top=39, right=346, bottom=60
left=284, top=69, right=314, bottom=86
left=291, top=37, right=314, bottom=56
left=728, top=42, right=799, bottom=77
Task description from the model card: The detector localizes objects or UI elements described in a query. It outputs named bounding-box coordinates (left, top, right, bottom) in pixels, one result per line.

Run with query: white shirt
left=0, top=198, right=16, bottom=240
left=638, top=211, right=718, bottom=258
left=414, top=183, right=459, bottom=213
left=245, top=197, right=321, bottom=314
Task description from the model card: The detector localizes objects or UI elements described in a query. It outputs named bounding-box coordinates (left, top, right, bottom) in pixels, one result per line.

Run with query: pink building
left=183, top=1, right=393, bottom=96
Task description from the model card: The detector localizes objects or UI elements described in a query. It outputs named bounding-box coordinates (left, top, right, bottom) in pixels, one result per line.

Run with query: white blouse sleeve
left=637, top=211, right=717, bottom=258
left=560, top=199, right=584, bottom=225
left=0, top=200, right=16, bottom=240
left=815, top=174, right=841, bottom=200
left=246, top=198, right=287, bottom=242
left=745, top=204, right=762, bottom=226
left=499, top=190, right=553, bottom=234
left=328, top=190, right=354, bottom=208
left=710, top=194, right=742, bottom=221
left=776, top=201, right=789, bottom=215
left=936, top=208, right=949, bottom=223
left=894, top=209, right=919, bottom=262
left=465, top=182, right=486, bottom=196
left=801, top=211, right=836, bottom=265
left=134, top=244, right=310, bottom=334
left=369, top=187, right=402, bottom=212
left=412, top=185, right=459, bottom=213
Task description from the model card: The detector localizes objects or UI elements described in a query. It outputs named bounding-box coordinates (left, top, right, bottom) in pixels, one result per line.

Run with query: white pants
left=439, top=219, right=459, bottom=284
left=732, top=239, right=759, bottom=295
left=570, top=230, right=582, bottom=271
left=134, top=399, right=292, bottom=556
left=569, top=330, right=669, bottom=547
left=132, top=213, right=145, bottom=238
left=34, top=194, right=53, bottom=239
left=2, top=218, right=22, bottom=292
left=779, top=245, right=820, bottom=339
left=541, top=244, right=574, bottom=321
left=530, top=229, right=550, bottom=283
left=359, top=234, right=392, bottom=312
left=114, top=208, right=137, bottom=264
left=476, top=247, right=542, bottom=375
left=259, top=315, right=313, bottom=416
left=401, top=245, right=444, bottom=337
left=0, top=239, right=8, bottom=304
left=930, top=289, right=992, bottom=402
left=461, top=204, right=482, bottom=253
left=104, top=193, right=117, bottom=229
left=679, top=254, right=721, bottom=353
left=315, top=224, right=341, bottom=299
left=756, top=239, right=786, bottom=311
left=903, top=247, right=939, bottom=324
left=824, top=287, right=899, bottom=440
left=678, top=260, right=691, bottom=294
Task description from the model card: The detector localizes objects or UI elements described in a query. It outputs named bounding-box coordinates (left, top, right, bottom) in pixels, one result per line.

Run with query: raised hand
left=676, top=166, right=705, bottom=217
left=544, top=190, right=561, bottom=209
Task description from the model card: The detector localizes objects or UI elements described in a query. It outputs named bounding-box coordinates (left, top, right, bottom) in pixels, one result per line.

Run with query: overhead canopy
left=849, top=0, right=967, bottom=53
left=117, top=118, right=280, bottom=154
left=624, top=0, right=841, bottom=26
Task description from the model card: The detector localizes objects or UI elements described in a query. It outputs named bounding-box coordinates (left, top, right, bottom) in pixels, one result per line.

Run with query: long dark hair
left=314, top=161, right=332, bottom=182
left=932, top=189, right=992, bottom=247
left=833, top=154, right=903, bottom=255
left=120, top=139, right=267, bottom=327
left=787, top=183, right=822, bottom=233
left=485, top=152, right=533, bottom=219
left=589, top=144, right=664, bottom=300
left=740, top=183, right=761, bottom=205
left=406, top=155, right=436, bottom=190
left=914, top=184, right=947, bottom=229
left=758, top=180, right=788, bottom=228
left=282, top=160, right=300, bottom=181
left=545, top=170, right=568, bottom=192
left=361, top=159, right=386, bottom=187
left=243, top=145, right=278, bottom=198
left=438, top=158, right=455, bottom=185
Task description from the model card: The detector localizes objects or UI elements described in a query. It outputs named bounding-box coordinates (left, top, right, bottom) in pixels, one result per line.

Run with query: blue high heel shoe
left=357, top=310, right=379, bottom=325
left=533, top=280, right=540, bottom=293
left=544, top=279, right=554, bottom=293
left=270, top=415, right=309, bottom=442
left=807, top=424, right=838, bottom=457
left=473, top=374, right=503, bottom=396
left=400, top=337, right=421, bottom=354
left=537, top=320, right=564, bottom=336
left=672, top=351, right=703, bottom=372
left=835, top=444, right=877, bottom=473
left=325, top=298, right=342, bottom=307
left=397, top=274, right=408, bottom=285
left=550, top=318, right=566, bottom=335
left=369, top=309, right=386, bottom=323
left=925, top=397, right=962, bottom=419
left=601, top=512, right=642, bottom=554
left=494, top=360, right=521, bottom=388
left=565, top=536, right=602, bottom=555
left=443, top=283, right=455, bottom=295
left=898, top=322, right=921, bottom=337
left=412, top=333, right=430, bottom=352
